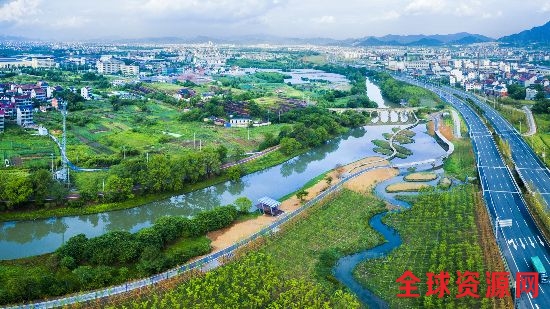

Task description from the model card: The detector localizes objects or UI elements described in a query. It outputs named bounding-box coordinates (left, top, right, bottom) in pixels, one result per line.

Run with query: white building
left=16, top=105, right=33, bottom=126
left=97, top=58, right=140, bottom=76
left=81, top=87, right=92, bottom=100
left=31, top=56, right=55, bottom=68
left=526, top=88, right=539, bottom=100
left=229, top=118, right=251, bottom=128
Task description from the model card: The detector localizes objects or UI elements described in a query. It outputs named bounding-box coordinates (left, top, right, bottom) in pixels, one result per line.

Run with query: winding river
left=0, top=123, right=445, bottom=260
left=333, top=167, right=449, bottom=308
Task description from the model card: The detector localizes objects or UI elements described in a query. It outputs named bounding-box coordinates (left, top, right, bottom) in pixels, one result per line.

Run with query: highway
left=393, top=74, right=550, bottom=308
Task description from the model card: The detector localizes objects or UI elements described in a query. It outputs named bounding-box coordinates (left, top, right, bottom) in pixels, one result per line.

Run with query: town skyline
left=1, top=0, right=549, bottom=41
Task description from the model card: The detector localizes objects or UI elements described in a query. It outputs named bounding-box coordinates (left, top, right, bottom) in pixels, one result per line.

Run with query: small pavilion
left=255, top=196, right=283, bottom=216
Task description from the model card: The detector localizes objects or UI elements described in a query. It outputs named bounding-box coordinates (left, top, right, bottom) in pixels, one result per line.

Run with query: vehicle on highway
left=531, top=256, right=549, bottom=284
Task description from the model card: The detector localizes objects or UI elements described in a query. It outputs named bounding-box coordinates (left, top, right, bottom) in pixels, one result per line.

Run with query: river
left=366, top=77, right=391, bottom=108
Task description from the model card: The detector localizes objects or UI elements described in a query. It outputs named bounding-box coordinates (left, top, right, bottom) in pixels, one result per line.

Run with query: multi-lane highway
left=393, top=74, right=550, bottom=308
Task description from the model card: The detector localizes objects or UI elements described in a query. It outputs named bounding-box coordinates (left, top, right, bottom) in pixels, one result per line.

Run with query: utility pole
left=51, top=153, right=54, bottom=179
left=247, top=126, right=250, bottom=140
left=123, top=146, right=126, bottom=159
left=199, top=139, right=202, bottom=151
left=61, top=102, right=68, bottom=185
left=519, top=121, right=522, bottom=134
left=146, top=152, right=149, bottom=163
left=193, top=132, right=196, bottom=149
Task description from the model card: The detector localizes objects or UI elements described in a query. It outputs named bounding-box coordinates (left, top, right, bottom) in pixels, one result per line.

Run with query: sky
left=0, top=0, right=549, bottom=40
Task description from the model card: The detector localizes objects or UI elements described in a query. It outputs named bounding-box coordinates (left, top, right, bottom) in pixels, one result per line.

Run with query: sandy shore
left=206, top=156, right=394, bottom=252
left=404, top=172, right=438, bottom=182
left=386, top=182, right=431, bottom=193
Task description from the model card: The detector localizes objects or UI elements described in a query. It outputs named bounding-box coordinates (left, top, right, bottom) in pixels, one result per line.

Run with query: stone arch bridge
left=328, top=107, right=420, bottom=124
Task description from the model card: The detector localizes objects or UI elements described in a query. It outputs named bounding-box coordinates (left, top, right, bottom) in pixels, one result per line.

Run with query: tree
left=507, top=84, right=526, bottom=100
left=216, top=145, right=228, bottom=162
left=325, top=175, right=333, bottom=186
left=234, top=196, right=253, bottom=213
left=296, top=189, right=308, bottom=202
left=535, top=91, right=546, bottom=101
left=105, top=174, right=133, bottom=202
left=227, top=165, right=244, bottom=182
left=0, top=172, right=32, bottom=209
left=30, top=169, right=54, bottom=205
left=280, top=137, right=302, bottom=155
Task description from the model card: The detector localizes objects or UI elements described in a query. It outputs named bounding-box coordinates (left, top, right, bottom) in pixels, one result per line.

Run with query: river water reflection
left=0, top=122, right=446, bottom=260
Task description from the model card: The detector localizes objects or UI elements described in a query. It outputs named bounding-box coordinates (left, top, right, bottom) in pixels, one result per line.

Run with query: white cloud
left=138, top=0, right=286, bottom=21
left=543, top=2, right=550, bottom=12
left=311, top=15, right=335, bottom=24
left=50, top=16, right=90, bottom=29
left=370, top=10, right=400, bottom=21
left=405, top=0, right=445, bottom=14
left=0, top=0, right=41, bottom=23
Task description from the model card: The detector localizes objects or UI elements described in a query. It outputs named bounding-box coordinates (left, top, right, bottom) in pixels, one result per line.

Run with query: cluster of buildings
left=377, top=47, right=550, bottom=99
left=0, top=55, right=56, bottom=69
left=0, top=81, right=52, bottom=131
left=96, top=56, right=140, bottom=76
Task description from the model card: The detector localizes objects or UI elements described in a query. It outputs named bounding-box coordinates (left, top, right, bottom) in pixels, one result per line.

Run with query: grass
left=443, top=138, right=477, bottom=181
left=277, top=169, right=328, bottom=202
left=0, top=125, right=60, bottom=169
left=262, top=189, right=386, bottom=291
left=385, top=182, right=431, bottom=192
left=353, top=186, right=511, bottom=308
left=37, top=100, right=286, bottom=165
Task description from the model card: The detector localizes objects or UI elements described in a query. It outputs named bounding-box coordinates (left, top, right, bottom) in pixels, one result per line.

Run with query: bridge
left=328, top=107, right=420, bottom=124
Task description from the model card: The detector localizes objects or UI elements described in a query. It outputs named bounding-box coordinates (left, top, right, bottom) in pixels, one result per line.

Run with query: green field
left=261, top=189, right=386, bottom=291
left=0, top=125, right=60, bottom=169
left=353, top=186, right=509, bottom=308
left=33, top=100, right=286, bottom=168
left=443, top=138, right=477, bottom=181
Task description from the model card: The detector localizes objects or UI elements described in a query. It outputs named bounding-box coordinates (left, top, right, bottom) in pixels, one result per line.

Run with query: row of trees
left=0, top=169, right=68, bottom=210
left=0, top=205, right=245, bottom=305
left=80, top=147, right=224, bottom=202
left=371, top=71, right=439, bottom=106
left=57, top=205, right=239, bottom=268
left=110, top=252, right=361, bottom=308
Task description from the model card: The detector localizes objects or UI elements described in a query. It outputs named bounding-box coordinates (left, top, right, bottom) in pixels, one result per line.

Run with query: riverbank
left=206, top=156, right=393, bottom=253
left=0, top=149, right=298, bottom=222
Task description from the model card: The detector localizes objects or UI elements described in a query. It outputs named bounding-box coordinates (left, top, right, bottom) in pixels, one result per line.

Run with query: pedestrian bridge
left=328, top=107, right=420, bottom=124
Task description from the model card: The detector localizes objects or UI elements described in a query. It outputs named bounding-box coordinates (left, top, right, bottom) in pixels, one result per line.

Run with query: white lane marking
left=508, top=239, right=518, bottom=250
left=528, top=237, right=536, bottom=248
left=519, top=238, right=526, bottom=249
left=538, top=236, right=545, bottom=247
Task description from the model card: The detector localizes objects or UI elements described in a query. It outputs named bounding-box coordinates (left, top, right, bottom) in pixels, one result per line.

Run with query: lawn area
left=443, top=138, right=477, bottom=181
left=525, top=113, right=550, bottom=167
left=261, top=189, right=386, bottom=291
left=0, top=125, right=60, bottom=169
left=353, top=185, right=512, bottom=308
left=34, top=100, right=286, bottom=166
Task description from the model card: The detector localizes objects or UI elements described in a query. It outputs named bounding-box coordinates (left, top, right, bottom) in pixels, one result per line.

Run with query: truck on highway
left=531, top=256, right=549, bottom=283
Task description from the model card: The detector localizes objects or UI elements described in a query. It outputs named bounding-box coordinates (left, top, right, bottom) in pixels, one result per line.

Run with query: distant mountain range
left=352, top=32, right=494, bottom=46
left=2, top=20, right=550, bottom=46
left=103, top=32, right=494, bottom=46
left=499, top=20, right=550, bottom=45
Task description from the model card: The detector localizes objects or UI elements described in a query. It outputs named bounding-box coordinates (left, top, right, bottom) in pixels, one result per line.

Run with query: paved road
left=522, top=106, right=537, bottom=137
left=393, top=75, right=550, bottom=308
left=450, top=109, right=462, bottom=138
